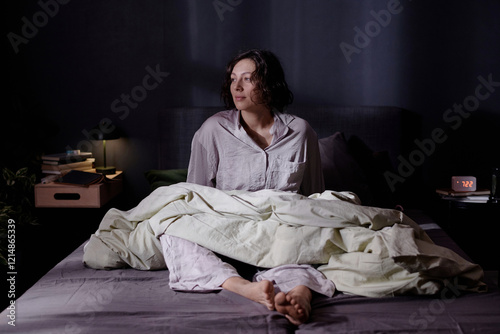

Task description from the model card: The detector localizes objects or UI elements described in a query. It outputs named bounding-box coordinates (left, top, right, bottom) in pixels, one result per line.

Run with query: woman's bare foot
left=222, top=277, right=275, bottom=310
left=275, top=285, right=312, bottom=325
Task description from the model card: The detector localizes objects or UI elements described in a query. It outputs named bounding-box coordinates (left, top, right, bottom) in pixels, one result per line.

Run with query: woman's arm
left=299, top=127, right=325, bottom=196
left=187, top=130, right=218, bottom=188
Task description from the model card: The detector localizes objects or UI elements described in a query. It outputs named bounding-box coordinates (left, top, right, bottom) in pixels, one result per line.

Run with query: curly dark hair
left=221, top=49, right=293, bottom=112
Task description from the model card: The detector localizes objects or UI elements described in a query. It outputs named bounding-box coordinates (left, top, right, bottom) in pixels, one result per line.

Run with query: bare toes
left=274, top=286, right=312, bottom=325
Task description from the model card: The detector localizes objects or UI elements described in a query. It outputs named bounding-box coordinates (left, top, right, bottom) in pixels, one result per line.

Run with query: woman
left=160, top=49, right=334, bottom=325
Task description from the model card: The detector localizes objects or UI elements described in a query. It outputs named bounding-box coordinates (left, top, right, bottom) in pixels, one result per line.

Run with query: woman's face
left=230, top=59, right=264, bottom=112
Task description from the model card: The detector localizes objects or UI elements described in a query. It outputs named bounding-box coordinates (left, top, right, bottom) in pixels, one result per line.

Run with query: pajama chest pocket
left=270, top=159, right=306, bottom=192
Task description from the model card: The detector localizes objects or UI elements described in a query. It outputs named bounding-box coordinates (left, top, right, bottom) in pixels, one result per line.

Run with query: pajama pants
left=160, top=234, right=335, bottom=297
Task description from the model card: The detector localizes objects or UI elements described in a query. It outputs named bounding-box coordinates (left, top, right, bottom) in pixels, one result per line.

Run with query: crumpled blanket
left=83, top=182, right=486, bottom=297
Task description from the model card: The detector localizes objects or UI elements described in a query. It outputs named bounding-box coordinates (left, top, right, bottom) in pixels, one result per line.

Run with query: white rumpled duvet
left=83, top=182, right=486, bottom=297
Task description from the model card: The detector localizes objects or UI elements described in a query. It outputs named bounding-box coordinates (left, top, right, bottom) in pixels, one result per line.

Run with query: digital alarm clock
left=451, top=176, right=476, bottom=192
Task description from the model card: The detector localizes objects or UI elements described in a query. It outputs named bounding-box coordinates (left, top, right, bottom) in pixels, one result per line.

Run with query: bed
left=2, top=106, right=500, bottom=334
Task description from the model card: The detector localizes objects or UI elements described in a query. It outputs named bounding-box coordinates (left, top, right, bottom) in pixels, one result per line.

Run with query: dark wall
left=4, top=0, right=500, bottom=207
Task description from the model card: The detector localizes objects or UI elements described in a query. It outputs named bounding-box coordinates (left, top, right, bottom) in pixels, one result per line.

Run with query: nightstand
left=34, top=171, right=123, bottom=208
left=434, top=195, right=499, bottom=272
left=16, top=171, right=125, bottom=303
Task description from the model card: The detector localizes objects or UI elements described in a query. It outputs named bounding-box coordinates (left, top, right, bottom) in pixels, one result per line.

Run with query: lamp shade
left=90, top=120, right=121, bottom=141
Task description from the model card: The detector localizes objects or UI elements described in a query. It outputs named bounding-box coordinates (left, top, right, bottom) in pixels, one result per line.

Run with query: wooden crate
left=35, top=171, right=123, bottom=208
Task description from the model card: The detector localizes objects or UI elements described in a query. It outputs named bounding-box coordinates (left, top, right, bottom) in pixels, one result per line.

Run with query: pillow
left=346, top=135, right=396, bottom=208
left=144, top=169, right=188, bottom=191
left=318, top=132, right=372, bottom=204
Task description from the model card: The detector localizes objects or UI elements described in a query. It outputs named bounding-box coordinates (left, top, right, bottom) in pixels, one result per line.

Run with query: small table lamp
left=91, top=121, right=121, bottom=175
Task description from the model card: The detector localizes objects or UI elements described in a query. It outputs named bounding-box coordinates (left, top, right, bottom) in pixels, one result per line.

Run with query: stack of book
left=41, top=151, right=95, bottom=182
left=435, top=188, right=491, bottom=203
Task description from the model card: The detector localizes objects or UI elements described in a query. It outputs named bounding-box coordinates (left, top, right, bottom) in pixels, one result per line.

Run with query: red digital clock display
left=451, top=176, right=477, bottom=192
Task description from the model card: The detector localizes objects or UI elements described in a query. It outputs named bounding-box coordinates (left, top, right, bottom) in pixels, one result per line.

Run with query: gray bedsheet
left=1, top=243, right=292, bottom=334
left=2, top=224, right=500, bottom=333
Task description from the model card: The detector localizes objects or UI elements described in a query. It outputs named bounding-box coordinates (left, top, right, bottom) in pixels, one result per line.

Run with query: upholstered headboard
left=158, top=107, right=224, bottom=170
left=157, top=106, right=420, bottom=170
left=155, top=106, right=421, bottom=207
